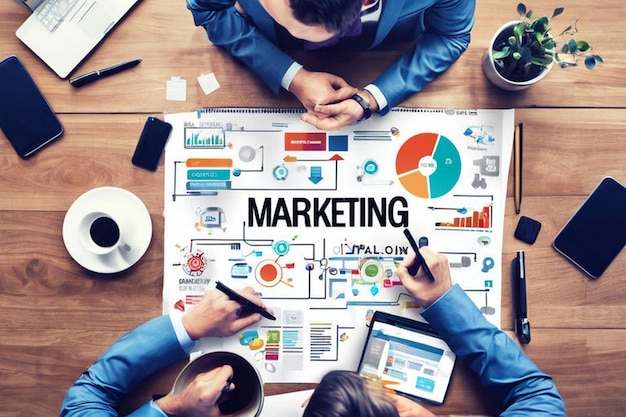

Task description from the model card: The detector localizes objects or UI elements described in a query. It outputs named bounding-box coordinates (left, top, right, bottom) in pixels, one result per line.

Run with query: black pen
left=215, top=280, right=276, bottom=321
left=403, top=229, right=436, bottom=282
left=513, top=250, right=531, bottom=344
left=69, top=59, right=142, bottom=88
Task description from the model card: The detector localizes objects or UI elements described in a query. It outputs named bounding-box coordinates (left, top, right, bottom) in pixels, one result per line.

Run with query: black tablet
left=357, top=311, right=456, bottom=406
left=553, top=177, right=626, bottom=279
left=0, top=55, right=63, bottom=158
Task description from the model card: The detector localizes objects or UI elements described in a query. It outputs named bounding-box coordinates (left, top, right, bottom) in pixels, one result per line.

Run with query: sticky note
left=166, top=76, right=187, bottom=101
left=197, top=72, right=221, bottom=95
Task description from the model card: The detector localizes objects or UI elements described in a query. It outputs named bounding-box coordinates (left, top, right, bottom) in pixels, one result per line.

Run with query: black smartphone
left=132, top=116, right=172, bottom=171
left=0, top=55, right=63, bottom=158
left=553, top=177, right=626, bottom=279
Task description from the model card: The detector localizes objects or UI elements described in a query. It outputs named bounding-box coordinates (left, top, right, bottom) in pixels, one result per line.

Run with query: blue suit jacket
left=186, top=0, right=475, bottom=113
left=60, top=315, right=187, bottom=417
left=59, top=285, right=565, bottom=416
left=422, top=285, right=566, bottom=416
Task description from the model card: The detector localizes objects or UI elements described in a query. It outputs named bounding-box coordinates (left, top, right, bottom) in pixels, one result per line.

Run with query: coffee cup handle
left=119, top=241, right=132, bottom=252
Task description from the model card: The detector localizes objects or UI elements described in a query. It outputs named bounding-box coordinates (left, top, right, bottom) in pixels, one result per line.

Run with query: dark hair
left=302, top=370, right=400, bottom=417
left=289, top=0, right=363, bottom=34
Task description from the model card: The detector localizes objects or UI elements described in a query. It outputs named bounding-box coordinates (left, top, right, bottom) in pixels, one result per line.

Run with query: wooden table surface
left=1, top=1, right=624, bottom=416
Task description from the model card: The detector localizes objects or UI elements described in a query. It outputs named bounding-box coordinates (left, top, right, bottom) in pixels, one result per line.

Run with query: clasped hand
left=289, top=68, right=367, bottom=130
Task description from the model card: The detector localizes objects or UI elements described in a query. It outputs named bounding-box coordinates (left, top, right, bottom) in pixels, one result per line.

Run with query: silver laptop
left=16, top=0, right=141, bottom=79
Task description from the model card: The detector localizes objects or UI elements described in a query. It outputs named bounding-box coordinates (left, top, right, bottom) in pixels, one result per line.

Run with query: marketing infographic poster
left=163, top=108, right=514, bottom=383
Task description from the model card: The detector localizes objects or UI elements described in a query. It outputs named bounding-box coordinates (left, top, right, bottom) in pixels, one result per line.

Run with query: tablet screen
left=553, top=177, right=626, bottom=279
left=357, top=311, right=456, bottom=405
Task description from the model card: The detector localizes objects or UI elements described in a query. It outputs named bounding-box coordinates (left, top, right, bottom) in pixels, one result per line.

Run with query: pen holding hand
left=397, top=246, right=453, bottom=308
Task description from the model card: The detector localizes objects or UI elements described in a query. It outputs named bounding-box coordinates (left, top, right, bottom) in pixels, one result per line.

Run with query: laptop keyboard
left=36, top=0, right=80, bottom=32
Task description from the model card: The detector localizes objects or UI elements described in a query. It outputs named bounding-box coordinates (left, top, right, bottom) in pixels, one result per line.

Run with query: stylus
left=69, top=59, right=142, bottom=88
left=513, top=250, right=531, bottom=344
left=403, top=229, right=436, bottom=282
left=215, top=281, right=276, bottom=321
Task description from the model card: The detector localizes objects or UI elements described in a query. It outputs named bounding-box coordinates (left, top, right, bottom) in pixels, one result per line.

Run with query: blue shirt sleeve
left=421, top=285, right=566, bottom=416
left=372, top=0, right=476, bottom=113
left=60, top=315, right=190, bottom=417
left=186, top=0, right=296, bottom=94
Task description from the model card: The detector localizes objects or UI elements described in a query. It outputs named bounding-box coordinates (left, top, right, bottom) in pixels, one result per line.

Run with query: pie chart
left=396, top=133, right=462, bottom=198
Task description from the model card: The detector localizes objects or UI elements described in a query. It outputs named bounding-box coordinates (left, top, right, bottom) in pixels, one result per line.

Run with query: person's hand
left=303, top=97, right=362, bottom=130
left=397, top=247, right=452, bottom=308
left=288, top=68, right=357, bottom=125
left=307, top=89, right=380, bottom=130
left=182, top=287, right=266, bottom=340
left=156, top=365, right=234, bottom=417
left=391, top=394, right=436, bottom=417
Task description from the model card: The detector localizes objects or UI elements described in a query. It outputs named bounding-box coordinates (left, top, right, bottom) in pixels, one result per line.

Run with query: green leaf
left=513, top=23, right=525, bottom=45
left=552, top=7, right=564, bottom=19
left=513, top=51, right=522, bottom=60
left=568, top=39, right=578, bottom=53
left=584, top=55, right=604, bottom=69
left=584, top=55, right=597, bottom=69
left=543, top=38, right=556, bottom=50
left=492, top=47, right=512, bottom=59
left=576, top=40, right=591, bottom=52
left=533, top=17, right=549, bottom=35
left=517, top=3, right=527, bottom=17
left=531, top=53, right=554, bottom=67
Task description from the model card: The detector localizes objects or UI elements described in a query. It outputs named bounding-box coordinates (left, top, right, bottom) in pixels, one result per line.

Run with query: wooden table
left=1, top=1, right=624, bottom=416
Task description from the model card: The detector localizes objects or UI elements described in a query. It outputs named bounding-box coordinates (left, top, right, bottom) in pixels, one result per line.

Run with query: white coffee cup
left=78, top=211, right=131, bottom=255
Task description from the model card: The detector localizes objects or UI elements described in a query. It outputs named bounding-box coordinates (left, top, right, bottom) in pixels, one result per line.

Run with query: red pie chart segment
left=396, top=133, right=462, bottom=199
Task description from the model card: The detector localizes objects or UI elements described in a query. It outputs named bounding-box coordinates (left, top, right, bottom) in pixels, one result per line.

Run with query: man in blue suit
left=186, top=0, right=476, bottom=130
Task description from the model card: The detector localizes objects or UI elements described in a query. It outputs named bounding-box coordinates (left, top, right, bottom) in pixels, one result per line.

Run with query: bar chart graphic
left=395, top=133, right=462, bottom=198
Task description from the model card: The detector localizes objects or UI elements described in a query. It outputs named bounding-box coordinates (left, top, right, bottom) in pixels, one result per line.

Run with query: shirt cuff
left=149, top=399, right=168, bottom=416
left=364, top=84, right=388, bottom=113
left=281, top=62, right=304, bottom=91
left=169, top=312, right=196, bottom=354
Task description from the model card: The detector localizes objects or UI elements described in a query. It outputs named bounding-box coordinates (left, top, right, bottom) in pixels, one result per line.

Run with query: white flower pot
left=482, top=21, right=554, bottom=91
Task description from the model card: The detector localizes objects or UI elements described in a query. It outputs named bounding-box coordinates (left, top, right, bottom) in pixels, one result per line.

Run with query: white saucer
left=62, top=187, right=152, bottom=274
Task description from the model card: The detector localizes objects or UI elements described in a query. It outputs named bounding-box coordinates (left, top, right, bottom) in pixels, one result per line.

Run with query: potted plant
left=482, top=3, right=603, bottom=91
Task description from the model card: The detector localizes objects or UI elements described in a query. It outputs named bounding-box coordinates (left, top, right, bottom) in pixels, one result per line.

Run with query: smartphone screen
left=553, top=177, right=626, bottom=279
left=0, top=55, right=63, bottom=158
left=132, top=116, right=172, bottom=171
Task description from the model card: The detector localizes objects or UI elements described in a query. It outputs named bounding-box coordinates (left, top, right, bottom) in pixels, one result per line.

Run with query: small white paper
left=166, top=76, right=187, bottom=101
left=197, top=72, right=221, bottom=95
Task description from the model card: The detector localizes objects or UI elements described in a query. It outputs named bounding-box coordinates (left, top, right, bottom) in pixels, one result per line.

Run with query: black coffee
left=89, top=216, right=120, bottom=248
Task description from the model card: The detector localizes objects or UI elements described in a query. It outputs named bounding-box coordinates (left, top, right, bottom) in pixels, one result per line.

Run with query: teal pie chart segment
left=429, top=134, right=462, bottom=198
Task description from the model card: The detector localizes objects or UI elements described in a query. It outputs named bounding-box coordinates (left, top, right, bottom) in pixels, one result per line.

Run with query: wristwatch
left=350, top=93, right=371, bottom=123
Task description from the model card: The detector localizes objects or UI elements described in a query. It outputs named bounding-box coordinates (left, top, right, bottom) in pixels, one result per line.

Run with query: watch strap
left=350, top=93, right=372, bottom=123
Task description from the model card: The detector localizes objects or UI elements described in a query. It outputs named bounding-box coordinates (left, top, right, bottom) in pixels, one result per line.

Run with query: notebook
left=15, top=0, right=141, bottom=79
